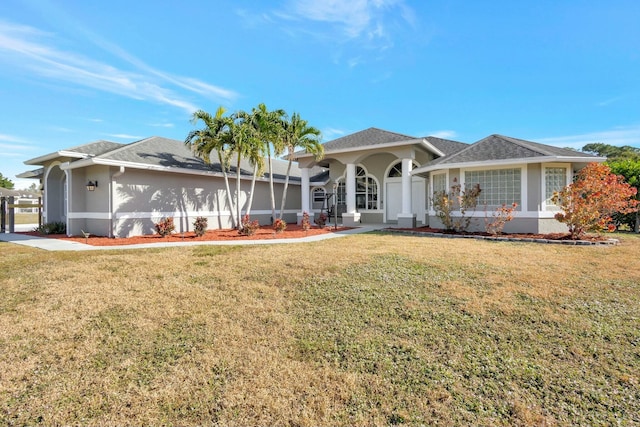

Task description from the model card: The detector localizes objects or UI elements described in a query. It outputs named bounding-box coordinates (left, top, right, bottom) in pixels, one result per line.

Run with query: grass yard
left=1, top=233, right=639, bottom=426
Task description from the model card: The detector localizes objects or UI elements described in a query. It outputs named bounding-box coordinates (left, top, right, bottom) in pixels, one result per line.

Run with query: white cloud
left=291, top=0, right=373, bottom=39
left=149, top=122, right=175, bottom=128
left=48, top=126, right=74, bottom=133
left=321, top=127, right=346, bottom=141
left=428, top=130, right=458, bottom=139
left=267, top=0, right=414, bottom=64
left=0, top=20, right=238, bottom=114
left=597, top=96, right=624, bottom=107
left=0, top=150, right=26, bottom=157
left=107, top=134, right=144, bottom=140
left=0, top=134, right=29, bottom=144
left=536, top=125, right=640, bottom=150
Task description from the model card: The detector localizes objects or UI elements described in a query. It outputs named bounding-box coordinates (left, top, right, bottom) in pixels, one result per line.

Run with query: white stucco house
left=20, top=128, right=604, bottom=237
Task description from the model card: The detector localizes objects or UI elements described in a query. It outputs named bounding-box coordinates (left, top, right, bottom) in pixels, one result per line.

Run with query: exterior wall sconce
left=86, top=180, right=98, bottom=191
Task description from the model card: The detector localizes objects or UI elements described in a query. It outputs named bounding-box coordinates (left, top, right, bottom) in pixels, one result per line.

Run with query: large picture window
left=465, top=168, right=521, bottom=207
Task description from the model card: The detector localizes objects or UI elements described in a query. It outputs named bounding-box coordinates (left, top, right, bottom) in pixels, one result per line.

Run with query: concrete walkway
left=0, top=225, right=385, bottom=251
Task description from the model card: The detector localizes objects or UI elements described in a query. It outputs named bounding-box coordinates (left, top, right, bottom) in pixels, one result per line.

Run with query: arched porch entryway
left=384, top=160, right=426, bottom=225
left=44, top=163, right=67, bottom=224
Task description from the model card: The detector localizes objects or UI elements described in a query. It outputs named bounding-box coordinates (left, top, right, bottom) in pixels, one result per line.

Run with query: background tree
left=0, top=172, right=15, bottom=189
left=582, top=142, right=640, bottom=232
left=582, top=142, right=640, bottom=161
left=608, top=159, right=640, bottom=232
left=552, top=162, right=638, bottom=239
left=279, top=112, right=323, bottom=219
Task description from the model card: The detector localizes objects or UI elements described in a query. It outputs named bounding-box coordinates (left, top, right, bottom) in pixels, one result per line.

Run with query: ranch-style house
left=19, top=127, right=603, bottom=238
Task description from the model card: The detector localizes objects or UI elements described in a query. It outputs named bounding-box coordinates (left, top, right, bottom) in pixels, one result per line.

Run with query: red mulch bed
left=389, top=226, right=610, bottom=242
left=20, top=225, right=350, bottom=246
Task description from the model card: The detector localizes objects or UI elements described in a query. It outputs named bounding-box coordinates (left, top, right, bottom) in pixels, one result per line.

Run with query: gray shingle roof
left=66, top=140, right=125, bottom=156
left=100, top=136, right=215, bottom=171
left=322, top=127, right=417, bottom=151
left=95, top=136, right=317, bottom=181
left=432, top=134, right=597, bottom=166
left=423, top=136, right=469, bottom=156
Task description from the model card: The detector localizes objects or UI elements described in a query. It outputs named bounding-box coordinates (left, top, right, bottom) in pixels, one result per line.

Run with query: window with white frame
left=356, top=166, right=378, bottom=210
left=312, top=187, right=326, bottom=204
left=465, top=168, right=521, bottom=207
left=544, top=166, right=568, bottom=209
left=337, top=166, right=379, bottom=210
left=387, top=160, right=420, bottom=178
left=336, top=180, right=346, bottom=206
left=432, top=173, right=447, bottom=195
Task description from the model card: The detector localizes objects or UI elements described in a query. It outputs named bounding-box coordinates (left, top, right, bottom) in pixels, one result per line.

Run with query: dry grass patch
left=1, top=233, right=639, bottom=426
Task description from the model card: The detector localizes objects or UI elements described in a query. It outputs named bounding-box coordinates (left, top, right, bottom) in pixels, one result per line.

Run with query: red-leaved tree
left=552, top=163, right=639, bottom=239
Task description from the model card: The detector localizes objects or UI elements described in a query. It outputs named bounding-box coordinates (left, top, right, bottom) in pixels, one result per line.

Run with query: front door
left=385, top=178, right=425, bottom=223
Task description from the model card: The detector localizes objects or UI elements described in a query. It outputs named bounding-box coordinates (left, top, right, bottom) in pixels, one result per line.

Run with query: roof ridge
left=368, top=127, right=417, bottom=140
left=65, top=139, right=122, bottom=152
left=494, top=134, right=570, bottom=156
left=97, top=136, right=166, bottom=158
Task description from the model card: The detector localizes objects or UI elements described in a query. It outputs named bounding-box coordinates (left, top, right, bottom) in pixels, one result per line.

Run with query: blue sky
left=1, top=0, right=639, bottom=188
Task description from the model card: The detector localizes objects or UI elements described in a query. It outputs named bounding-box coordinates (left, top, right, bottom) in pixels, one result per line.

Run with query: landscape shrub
left=314, top=212, right=327, bottom=229
left=239, top=215, right=260, bottom=236
left=33, top=221, right=66, bottom=235
left=273, top=218, right=287, bottom=233
left=432, top=183, right=481, bottom=232
left=485, top=202, right=518, bottom=235
left=301, top=211, right=311, bottom=231
left=155, top=217, right=175, bottom=237
left=193, top=216, right=208, bottom=237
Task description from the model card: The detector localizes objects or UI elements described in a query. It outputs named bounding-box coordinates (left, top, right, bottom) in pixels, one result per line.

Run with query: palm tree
left=234, top=109, right=265, bottom=219
left=279, top=112, right=323, bottom=219
left=226, top=113, right=250, bottom=229
left=185, top=108, right=236, bottom=228
left=252, top=104, right=286, bottom=223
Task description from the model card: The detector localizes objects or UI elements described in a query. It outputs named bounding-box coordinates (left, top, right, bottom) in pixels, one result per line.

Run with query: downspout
left=110, top=166, right=125, bottom=238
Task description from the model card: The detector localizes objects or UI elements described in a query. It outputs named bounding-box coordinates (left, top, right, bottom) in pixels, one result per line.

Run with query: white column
left=346, top=163, right=356, bottom=214
left=396, top=157, right=417, bottom=228
left=301, top=167, right=310, bottom=213
left=342, top=163, right=361, bottom=226
left=401, top=157, right=412, bottom=214
left=297, top=167, right=312, bottom=225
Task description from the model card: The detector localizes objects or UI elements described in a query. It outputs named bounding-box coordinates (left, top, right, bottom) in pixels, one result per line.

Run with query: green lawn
left=1, top=233, right=639, bottom=426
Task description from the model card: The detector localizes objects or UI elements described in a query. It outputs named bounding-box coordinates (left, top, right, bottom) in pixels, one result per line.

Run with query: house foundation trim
left=396, top=213, right=417, bottom=228
left=342, top=212, right=361, bottom=226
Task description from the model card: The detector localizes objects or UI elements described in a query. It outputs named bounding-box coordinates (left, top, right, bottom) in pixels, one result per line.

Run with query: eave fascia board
left=412, top=155, right=607, bottom=175
left=295, top=138, right=433, bottom=159
left=24, top=150, right=91, bottom=165
left=310, top=178, right=331, bottom=186
left=421, top=138, right=445, bottom=157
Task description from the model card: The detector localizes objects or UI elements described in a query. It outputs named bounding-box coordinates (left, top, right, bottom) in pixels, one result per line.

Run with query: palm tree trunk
left=236, top=153, right=242, bottom=229
left=268, top=153, right=276, bottom=224
left=245, top=163, right=259, bottom=218
left=279, top=158, right=293, bottom=219
left=218, top=149, right=236, bottom=229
